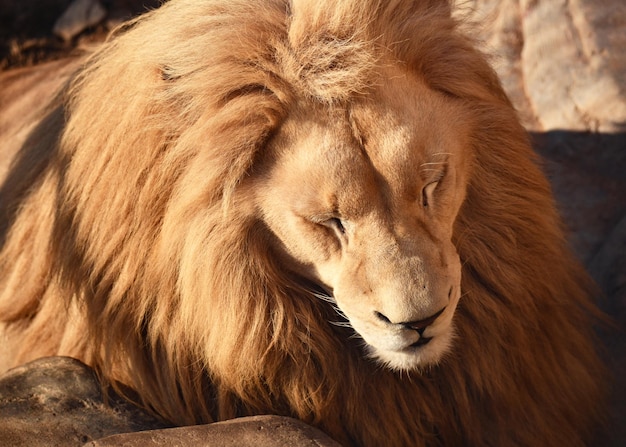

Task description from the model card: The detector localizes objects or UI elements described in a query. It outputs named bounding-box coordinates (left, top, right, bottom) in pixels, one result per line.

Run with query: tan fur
left=0, top=0, right=606, bottom=446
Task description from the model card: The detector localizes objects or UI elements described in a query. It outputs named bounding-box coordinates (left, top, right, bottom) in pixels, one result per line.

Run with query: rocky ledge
left=0, top=357, right=340, bottom=447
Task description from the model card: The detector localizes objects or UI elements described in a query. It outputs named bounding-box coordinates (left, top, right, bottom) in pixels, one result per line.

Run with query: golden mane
left=0, top=0, right=605, bottom=446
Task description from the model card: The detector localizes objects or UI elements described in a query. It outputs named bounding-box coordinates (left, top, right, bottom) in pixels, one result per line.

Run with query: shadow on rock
left=532, top=130, right=626, bottom=447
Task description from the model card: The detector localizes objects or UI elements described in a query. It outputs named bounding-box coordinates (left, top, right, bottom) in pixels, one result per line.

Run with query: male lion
left=0, top=0, right=606, bottom=446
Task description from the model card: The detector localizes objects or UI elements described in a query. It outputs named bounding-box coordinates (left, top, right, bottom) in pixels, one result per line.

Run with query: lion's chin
left=366, top=330, right=454, bottom=372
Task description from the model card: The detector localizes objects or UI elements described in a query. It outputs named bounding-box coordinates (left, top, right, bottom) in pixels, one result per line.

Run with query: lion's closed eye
left=326, top=217, right=346, bottom=235
left=316, top=216, right=347, bottom=240
left=422, top=180, right=439, bottom=208
left=302, top=213, right=348, bottom=241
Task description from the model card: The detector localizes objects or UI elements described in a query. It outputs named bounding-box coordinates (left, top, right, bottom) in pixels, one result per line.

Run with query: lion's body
left=0, top=1, right=605, bottom=446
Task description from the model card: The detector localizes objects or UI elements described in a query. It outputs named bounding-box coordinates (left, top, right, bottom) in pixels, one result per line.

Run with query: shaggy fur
left=0, top=0, right=606, bottom=446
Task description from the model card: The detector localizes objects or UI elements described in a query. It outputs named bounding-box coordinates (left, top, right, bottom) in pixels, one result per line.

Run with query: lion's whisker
left=331, top=306, right=349, bottom=320
left=312, top=292, right=336, bottom=304
left=330, top=321, right=353, bottom=328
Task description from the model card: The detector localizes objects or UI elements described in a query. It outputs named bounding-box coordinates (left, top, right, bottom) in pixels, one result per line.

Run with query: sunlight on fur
left=0, top=0, right=606, bottom=446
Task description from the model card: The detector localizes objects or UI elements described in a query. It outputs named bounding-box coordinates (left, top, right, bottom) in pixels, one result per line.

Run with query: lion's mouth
left=409, top=336, right=433, bottom=348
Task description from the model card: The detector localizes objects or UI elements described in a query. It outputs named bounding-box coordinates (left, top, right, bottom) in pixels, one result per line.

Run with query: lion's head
left=0, top=0, right=606, bottom=445
left=253, top=69, right=471, bottom=370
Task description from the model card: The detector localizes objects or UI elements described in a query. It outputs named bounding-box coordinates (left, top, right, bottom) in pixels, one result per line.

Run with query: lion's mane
left=0, top=0, right=605, bottom=446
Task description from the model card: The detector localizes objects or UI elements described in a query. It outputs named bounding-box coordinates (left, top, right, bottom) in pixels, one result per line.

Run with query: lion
left=0, top=0, right=606, bottom=446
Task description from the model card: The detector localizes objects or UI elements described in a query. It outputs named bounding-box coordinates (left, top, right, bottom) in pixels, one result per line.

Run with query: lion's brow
left=419, top=152, right=450, bottom=171
left=419, top=161, right=448, bottom=172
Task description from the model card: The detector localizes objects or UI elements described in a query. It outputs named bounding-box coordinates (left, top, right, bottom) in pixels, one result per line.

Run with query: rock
left=53, top=0, right=107, bottom=42
left=588, top=213, right=626, bottom=447
left=520, top=0, right=626, bottom=132
left=531, top=131, right=626, bottom=265
left=0, top=357, right=169, bottom=447
left=88, top=415, right=342, bottom=447
left=456, top=0, right=537, bottom=127
left=589, top=214, right=626, bottom=308
left=0, top=357, right=342, bottom=447
left=464, top=0, right=626, bottom=133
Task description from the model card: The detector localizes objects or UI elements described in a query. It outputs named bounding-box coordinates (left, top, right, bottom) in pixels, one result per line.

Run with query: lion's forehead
left=349, top=73, right=472, bottom=180
left=268, top=67, right=472, bottom=223
left=307, top=105, right=468, bottom=207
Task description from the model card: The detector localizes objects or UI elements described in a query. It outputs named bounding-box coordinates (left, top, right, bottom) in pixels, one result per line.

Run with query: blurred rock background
left=0, top=0, right=161, bottom=69
left=0, top=0, right=624, bottom=445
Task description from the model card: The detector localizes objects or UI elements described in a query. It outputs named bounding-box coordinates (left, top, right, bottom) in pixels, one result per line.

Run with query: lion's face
left=254, top=69, right=472, bottom=370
